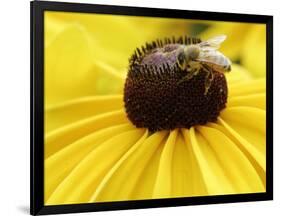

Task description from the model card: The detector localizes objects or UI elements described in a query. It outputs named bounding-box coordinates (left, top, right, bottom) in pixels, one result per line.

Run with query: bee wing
left=197, top=49, right=231, bottom=66
left=198, top=35, right=227, bottom=50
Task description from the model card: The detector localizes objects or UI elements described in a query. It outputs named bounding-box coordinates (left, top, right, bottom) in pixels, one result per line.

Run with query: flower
left=44, top=12, right=266, bottom=205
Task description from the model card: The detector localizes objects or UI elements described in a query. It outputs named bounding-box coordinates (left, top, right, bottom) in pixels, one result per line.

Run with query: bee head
left=177, top=52, right=187, bottom=70
left=184, top=45, right=200, bottom=61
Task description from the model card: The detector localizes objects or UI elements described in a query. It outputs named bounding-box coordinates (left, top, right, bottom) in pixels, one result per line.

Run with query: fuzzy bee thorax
left=184, top=44, right=200, bottom=61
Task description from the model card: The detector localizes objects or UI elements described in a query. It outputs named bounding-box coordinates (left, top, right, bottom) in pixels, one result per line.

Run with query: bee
left=176, top=35, right=231, bottom=95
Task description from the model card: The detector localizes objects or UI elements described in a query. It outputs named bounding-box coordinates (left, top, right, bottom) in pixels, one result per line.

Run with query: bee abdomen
left=214, top=53, right=228, bottom=67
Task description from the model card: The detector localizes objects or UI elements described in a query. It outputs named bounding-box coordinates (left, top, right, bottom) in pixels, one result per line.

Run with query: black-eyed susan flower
left=44, top=12, right=266, bottom=205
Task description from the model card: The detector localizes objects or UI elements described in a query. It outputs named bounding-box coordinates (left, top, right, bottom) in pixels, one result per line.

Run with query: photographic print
left=44, top=11, right=266, bottom=204
left=31, top=1, right=273, bottom=215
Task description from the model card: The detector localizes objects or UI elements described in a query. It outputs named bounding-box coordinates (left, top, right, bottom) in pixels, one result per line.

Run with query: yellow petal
left=171, top=132, right=194, bottom=197
left=227, top=93, right=265, bottom=109
left=45, top=12, right=68, bottom=47
left=90, top=130, right=148, bottom=202
left=92, top=60, right=125, bottom=95
left=45, top=23, right=96, bottom=105
left=45, top=95, right=123, bottom=133
left=45, top=18, right=125, bottom=106
left=228, top=79, right=266, bottom=97
left=241, top=25, right=266, bottom=77
left=181, top=130, right=208, bottom=196
left=220, top=107, right=265, bottom=155
left=44, top=123, right=134, bottom=201
left=130, top=132, right=168, bottom=200
left=183, top=127, right=235, bottom=194
left=153, top=130, right=178, bottom=198
left=197, top=125, right=264, bottom=193
left=45, top=109, right=128, bottom=158
left=215, top=119, right=265, bottom=186
left=91, top=130, right=168, bottom=202
left=46, top=129, right=145, bottom=205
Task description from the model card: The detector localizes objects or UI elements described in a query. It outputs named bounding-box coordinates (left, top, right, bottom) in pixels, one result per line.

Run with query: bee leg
left=177, top=69, right=196, bottom=84
left=177, top=61, right=202, bottom=85
left=204, top=71, right=214, bottom=95
left=193, top=65, right=201, bottom=76
left=201, top=64, right=214, bottom=95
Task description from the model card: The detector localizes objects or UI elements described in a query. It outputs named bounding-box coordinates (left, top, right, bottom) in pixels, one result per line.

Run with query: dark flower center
left=124, top=36, right=228, bottom=132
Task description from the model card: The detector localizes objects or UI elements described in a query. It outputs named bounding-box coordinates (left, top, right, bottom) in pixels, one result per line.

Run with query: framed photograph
left=30, top=0, right=273, bottom=215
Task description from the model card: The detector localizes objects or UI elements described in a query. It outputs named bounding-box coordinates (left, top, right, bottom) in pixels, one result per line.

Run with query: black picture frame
left=30, top=0, right=273, bottom=215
